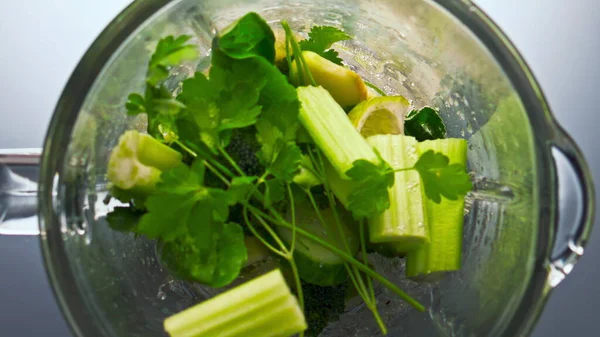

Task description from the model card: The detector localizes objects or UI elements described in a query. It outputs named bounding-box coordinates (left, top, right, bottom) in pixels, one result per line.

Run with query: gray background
left=0, top=0, right=598, bottom=336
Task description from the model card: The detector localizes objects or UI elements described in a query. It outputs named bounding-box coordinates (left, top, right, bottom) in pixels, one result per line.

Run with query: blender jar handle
left=0, top=148, right=42, bottom=236
left=547, top=129, right=595, bottom=287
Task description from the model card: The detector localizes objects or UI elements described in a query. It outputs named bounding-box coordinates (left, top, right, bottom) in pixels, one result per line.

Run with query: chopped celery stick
left=297, top=86, right=380, bottom=179
left=367, top=135, right=429, bottom=253
left=292, top=51, right=368, bottom=108
left=406, top=138, right=468, bottom=279
left=107, top=130, right=182, bottom=194
left=164, top=269, right=307, bottom=337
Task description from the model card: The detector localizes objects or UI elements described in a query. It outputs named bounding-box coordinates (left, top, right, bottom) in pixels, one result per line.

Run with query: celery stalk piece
left=164, top=269, right=307, bottom=337
left=107, top=130, right=182, bottom=194
left=367, top=135, right=429, bottom=252
left=297, top=86, right=380, bottom=179
left=406, top=138, right=468, bottom=279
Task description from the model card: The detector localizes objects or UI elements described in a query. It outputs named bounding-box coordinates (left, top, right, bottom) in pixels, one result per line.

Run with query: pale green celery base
left=164, top=270, right=306, bottom=337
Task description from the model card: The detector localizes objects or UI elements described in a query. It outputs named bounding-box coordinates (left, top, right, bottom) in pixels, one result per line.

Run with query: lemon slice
left=348, top=96, right=411, bottom=137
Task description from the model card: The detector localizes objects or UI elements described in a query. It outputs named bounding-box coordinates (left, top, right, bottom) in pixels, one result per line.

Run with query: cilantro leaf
left=212, top=222, right=248, bottom=286
left=148, top=35, right=199, bottom=86
left=177, top=58, right=269, bottom=150
left=263, top=178, right=285, bottom=207
left=414, top=150, right=472, bottom=203
left=255, top=120, right=301, bottom=182
left=268, top=140, right=302, bottom=181
left=345, top=159, right=395, bottom=218
left=160, top=222, right=247, bottom=287
left=404, top=107, right=447, bottom=141
left=257, top=64, right=300, bottom=133
left=126, top=35, right=198, bottom=138
left=215, top=12, right=276, bottom=64
left=227, top=176, right=259, bottom=205
left=299, top=26, right=351, bottom=65
left=136, top=162, right=229, bottom=240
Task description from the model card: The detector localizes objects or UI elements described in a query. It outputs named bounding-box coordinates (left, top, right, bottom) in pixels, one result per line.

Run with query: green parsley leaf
left=414, top=150, right=472, bottom=203
left=263, top=178, right=285, bottom=207
left=255, top=120, right=301, bottom=182
left=126, top=35, right=198, bottom=138
left=215, top=12, right=276, bottom=64
left=148, top=35, right=199, bottom=86
left=299, top=26, right=351, bottom=65
left=268, top=140, right=302, bottom=181
left=227, top=176, right=259, bottom=205
left=136, top=162, right=229, bottom=240
left=345, top=159, right=395, bottom=218
left=404, top=107, right=447, bottom=141
left=160, top=222, right=247, bottom=287
left=177, top=58, right=269, bottom=150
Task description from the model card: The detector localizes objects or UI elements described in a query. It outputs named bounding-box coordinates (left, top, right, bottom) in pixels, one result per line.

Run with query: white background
left=1, top=0, right=599, bottom=336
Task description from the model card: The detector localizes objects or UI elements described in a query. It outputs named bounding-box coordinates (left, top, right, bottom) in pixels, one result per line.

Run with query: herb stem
left=360, top=219, right=377, bottom=304
left=218, top=146, right=246, bottom=176
left=288, top=257, right=304, bottom=313
left=287, top=184, right=298, bottom=254
left=173, top=139, right=198, bottom=158
left=205, top=161, right=231, bottom=187
left=245, top=203, right=425, bottom=311
left=392, top=167, right=415, bottom=173
left=242, top=205, right=287, bottom=258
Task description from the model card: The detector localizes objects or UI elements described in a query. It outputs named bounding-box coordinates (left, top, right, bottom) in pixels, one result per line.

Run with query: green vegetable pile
left=106, top=12, right=472, bottom=337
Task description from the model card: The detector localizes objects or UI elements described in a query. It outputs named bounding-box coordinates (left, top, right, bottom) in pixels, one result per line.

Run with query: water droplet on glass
left=157, top=291, right=167, bottom=300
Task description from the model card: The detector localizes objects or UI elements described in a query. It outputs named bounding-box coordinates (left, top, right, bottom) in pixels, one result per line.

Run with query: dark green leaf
left=105, top=207, right=143, bottom=232
left=212, top=222, right=248, bottom=286
left=125, top=93, right=146, bottom=116
left=215, top=12, right=276, bottom=64
left=263, top=178, right=285, bottom=207
left=227, top=176, right=259, bottom=205
left=414, top=150, right=472, bottom=203
left=345, top=159, right=394, bottom=218
left=136, top=163, right=230, bottom=240
left=299, top=26, right=351, bottom=66
left=269, top=140, right=302, bottom=181
left=160, top=223, right=247, bottom=288
left=404, top=107, right=446, bottom=141
left=148, top=35, right=198, bottom=86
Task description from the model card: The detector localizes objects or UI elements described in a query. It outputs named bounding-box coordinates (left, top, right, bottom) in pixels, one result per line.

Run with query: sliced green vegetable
left=367, top=135, right=429, bottom=253
left=406, top=138, right=468, bottom=279
left=404, top=107, right=446, bottom=141
left=278, top=198, right=359, bottom=286
left=244, top=236, right=272, bottom=267
left=107, top=130, right=182, bottom=194
left=292, top=52, right=368, bottom=108
left=164, top=269, right=307, bottom=337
